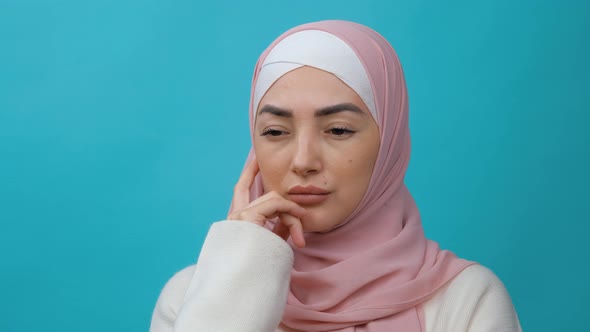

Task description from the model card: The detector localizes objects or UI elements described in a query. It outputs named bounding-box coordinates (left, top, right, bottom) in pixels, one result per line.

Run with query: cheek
left=254, top=141, right=290, bottom=192
left=334, top=158, right=373, bottom=192
left=334, top=139, right=379, bottom=195
left=339, top=142, right=378, bottom=175
left=259, top=166, right=283, bottom=192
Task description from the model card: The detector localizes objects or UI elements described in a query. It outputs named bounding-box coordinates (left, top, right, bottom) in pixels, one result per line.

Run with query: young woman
left=150, top=20, right=521, bottom=332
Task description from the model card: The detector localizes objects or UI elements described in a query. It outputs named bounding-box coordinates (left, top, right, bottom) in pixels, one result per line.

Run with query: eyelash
left=328, top=127, right=356, bottom=136
left=260, top=128, right=286, bottom=137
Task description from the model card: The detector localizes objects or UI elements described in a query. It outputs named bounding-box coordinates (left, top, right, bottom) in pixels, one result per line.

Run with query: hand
left=228, top=157, right=307, bottom=248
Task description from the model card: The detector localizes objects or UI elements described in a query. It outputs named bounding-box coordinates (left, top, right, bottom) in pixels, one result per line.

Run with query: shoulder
left=423, top=264, right=521, bottom=332
left=424, top=264, right=508, bottom=317
left=152, top=265, right=196, bottom=324
left=447, top=264, right=507, bottom=295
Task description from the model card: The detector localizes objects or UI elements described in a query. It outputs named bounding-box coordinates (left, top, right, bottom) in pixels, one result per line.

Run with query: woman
left=150, top=20, right=521, bottom=332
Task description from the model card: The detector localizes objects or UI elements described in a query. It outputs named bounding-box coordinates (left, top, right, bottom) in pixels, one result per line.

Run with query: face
left=254, top=66, right=380, bottom=233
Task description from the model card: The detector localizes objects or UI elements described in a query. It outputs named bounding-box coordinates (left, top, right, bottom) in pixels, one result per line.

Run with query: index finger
left=232, top=156, right=260, bottom=211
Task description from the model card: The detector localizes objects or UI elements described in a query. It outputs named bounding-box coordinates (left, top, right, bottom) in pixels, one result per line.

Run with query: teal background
left=1, top=0, right=588, bottom=331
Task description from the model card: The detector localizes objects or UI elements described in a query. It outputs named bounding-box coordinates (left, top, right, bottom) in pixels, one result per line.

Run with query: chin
left=300, top=210, right=341, bottom=233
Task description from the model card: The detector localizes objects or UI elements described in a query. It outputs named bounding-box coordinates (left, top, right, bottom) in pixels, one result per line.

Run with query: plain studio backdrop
left=0, top=0, right=588, bottom=331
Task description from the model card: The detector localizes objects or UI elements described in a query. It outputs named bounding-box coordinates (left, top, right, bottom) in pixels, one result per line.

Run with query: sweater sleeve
left=149, top=220, right=294, bottom=332
left=422, top=264, right=522, bottom=332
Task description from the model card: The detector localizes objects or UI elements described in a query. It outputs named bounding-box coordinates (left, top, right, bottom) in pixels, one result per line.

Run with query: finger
left=272, top=217, right=289, bottom=241
left=243, top=190, right=282, bottom=210
left=230, top=196, right=306, bottom=227
left=274, top=213, right=305, bottom=248
left=232, top=157, right=260, bottom=211
left=248, top=196, right=307, bottom=221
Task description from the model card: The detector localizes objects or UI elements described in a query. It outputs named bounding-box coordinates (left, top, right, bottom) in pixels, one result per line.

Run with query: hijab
left=236, top=20, right=475, bottom=331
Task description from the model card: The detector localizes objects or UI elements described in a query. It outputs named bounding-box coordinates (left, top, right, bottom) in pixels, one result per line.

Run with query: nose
left=291, top=133, right=322, bottom=177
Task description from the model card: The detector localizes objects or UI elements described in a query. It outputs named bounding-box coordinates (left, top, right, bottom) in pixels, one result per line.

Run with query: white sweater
left=150, top=221, right=522, bottom=332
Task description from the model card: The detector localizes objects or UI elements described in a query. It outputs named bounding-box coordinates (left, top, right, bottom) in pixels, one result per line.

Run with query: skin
left=229, top=66, right=380, bottom=248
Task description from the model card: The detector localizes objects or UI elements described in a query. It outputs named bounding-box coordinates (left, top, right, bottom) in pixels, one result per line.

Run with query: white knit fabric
left=150, top=221, right=522, bottom=332
left=253, top=30, right=377, bottom=120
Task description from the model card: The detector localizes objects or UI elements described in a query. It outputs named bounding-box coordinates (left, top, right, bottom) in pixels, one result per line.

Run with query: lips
left=287, top=185, right=330, bottom=205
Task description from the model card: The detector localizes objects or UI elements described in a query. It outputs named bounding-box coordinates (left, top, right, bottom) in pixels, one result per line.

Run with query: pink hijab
left=239, top=20, right=475, bottom=331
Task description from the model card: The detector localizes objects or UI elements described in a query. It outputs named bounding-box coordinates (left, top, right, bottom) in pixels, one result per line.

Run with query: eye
left=261, top=128, right=287, bottom=137
left=328, top=127, right=356, bottom=137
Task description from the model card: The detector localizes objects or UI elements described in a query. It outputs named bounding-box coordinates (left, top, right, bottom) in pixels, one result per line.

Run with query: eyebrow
left=258, top=103, right=366, bottom=118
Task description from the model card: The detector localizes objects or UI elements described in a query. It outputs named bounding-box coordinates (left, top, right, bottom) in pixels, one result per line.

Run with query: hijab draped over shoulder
left=235, top=20, right=475, bottom=332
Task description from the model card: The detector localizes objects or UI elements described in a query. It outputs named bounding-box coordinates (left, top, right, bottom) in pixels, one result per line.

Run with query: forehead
left=257, top=66, right=370, bottom=115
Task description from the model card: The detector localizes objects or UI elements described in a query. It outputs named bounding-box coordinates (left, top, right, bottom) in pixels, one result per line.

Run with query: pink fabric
left=236, top=20, right=475, bottom=331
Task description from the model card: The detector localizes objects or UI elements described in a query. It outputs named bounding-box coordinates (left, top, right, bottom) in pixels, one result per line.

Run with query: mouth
left=287, top=185, right=330, bottom=205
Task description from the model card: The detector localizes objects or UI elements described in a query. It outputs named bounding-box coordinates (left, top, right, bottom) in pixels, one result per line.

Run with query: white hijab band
left=253, top=30, right=377, bottom=120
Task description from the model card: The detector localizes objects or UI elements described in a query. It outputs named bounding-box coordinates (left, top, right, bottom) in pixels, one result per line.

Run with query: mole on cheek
left=348, top=159, right=353, bottom=163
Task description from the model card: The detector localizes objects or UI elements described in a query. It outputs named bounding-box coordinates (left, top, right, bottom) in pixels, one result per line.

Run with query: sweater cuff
left=174, top=220, right=293, bottom=332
